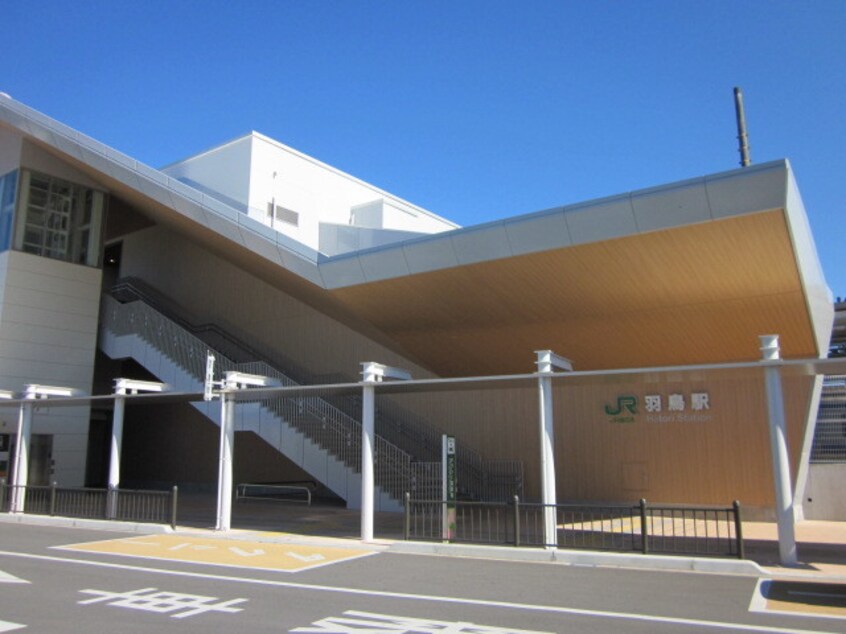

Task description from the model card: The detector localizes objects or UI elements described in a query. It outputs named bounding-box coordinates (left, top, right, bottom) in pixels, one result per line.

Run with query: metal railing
left=235, top=483, right=312, bottom=505
left=811, top=376, right=846, bottom=462
left=107, top=278, right=524, bottom=501
left=404, top=495, right=744, bottom=559
left=100, top=294, right=415, bottom=502
left=0, top=481, right=178, bottom=529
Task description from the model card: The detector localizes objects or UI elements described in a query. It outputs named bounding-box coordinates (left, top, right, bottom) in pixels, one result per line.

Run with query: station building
left=0, top=94, right=834, bottom=518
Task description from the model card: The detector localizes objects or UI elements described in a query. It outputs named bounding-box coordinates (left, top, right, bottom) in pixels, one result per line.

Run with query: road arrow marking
left=229, top=547, right=265, bottom=558
left=286, top=552, right=325, bottom=562
left=0, top=570, right=29, bottom=584
left=0, top=619, right=25, bottom=632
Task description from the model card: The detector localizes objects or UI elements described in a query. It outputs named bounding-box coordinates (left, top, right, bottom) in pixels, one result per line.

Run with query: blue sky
left=3, top=1, right=845, bottom=293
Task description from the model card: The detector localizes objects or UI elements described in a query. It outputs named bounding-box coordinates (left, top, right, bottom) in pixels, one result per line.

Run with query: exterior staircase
left=99, top=279, right=524, bottom=510
left=99, top=293, right=408, bottom=511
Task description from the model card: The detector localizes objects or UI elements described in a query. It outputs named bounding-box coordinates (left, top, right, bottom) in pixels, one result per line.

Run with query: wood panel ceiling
left=330, top=210, right=816, bottom=376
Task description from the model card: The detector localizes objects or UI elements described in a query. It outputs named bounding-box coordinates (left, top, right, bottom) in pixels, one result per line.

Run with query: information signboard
left=442, top=435, right=456, bottom=540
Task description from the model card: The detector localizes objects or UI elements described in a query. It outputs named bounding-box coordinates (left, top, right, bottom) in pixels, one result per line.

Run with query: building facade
left=0, top=94, right=834, bottom=517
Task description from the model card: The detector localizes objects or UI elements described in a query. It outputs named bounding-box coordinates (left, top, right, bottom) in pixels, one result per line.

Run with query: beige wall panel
left=554, top=373, right=813, bottom=509
left=383, top=370, right=814, bottom=513
left=118, top=226, right=434, bottom=383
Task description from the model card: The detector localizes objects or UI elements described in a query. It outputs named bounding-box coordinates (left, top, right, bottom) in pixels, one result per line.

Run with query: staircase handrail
left=99, top=294, right=413, bottom=498
left=105, top=279, right=522, bottom=500
left=109, top=280, right=471, bottom=467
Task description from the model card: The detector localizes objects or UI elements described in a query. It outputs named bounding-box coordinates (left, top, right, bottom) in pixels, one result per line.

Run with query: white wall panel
left=402, top=236, right=459, bottom=275
left=244, top=134, right=456, bottom=252
left=450, top=223, right=512, bottom=265
left=564, top=193, right=638, bottom=245
left=162, top=135, right=252, bottom=212
left=705, top=161, right=787, bottom=220
left=0, top=252, right=100, bottom=486
left=358, top=247, right=411, bottom=283
left=630, top=178, right=712, bottom=233
left=0, top=125, right=22, bottom=175
left=503, top=207, right=571, bottom=256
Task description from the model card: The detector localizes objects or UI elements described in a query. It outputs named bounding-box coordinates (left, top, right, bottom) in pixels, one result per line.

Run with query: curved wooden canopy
left=330, top=209, right=816, bottom=376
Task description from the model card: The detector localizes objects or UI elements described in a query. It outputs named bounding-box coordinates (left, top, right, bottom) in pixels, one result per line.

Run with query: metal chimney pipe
left=734, top=87, right=751, bottom=167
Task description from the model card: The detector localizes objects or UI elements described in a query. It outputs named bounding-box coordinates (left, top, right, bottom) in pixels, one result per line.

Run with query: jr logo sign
left=604, top=396, right=638, bottom=416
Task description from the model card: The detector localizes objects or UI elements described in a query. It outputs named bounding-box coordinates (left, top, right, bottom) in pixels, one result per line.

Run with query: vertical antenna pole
left=734, top=87, right=751, bottom=167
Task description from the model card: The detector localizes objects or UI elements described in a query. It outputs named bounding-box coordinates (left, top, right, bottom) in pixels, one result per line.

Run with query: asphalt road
left=0, top=523, right=844, bottom=633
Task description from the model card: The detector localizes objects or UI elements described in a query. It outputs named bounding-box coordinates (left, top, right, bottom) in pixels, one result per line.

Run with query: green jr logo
left=604, top=396, right=638, bottom=416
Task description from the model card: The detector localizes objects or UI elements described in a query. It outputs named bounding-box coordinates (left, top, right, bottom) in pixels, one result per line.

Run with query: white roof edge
left=0, top=96, right=325, bottom=284
left=0, top=95, right=807, bottom=295
left=317, top=159, right=793, bottom=285
left=158, top=131, right=255, bottom=170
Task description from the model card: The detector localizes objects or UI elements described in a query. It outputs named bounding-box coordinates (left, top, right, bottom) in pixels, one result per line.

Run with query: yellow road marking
left=55, top=534, right=374, bottom=573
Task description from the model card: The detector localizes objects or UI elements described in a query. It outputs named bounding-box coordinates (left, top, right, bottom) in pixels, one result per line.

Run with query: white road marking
left=229, top=547, right=265, bottom=557
left=0, top=570, right=28, bottom=584
left=0, top=620, right=25, bottom=632
left=78, top=586, right=247, bottom=619
left=168, top=542, right=215, bottom=552
left=287, top=552, right=325, bottom=562
left=291, top=610, right=553, bottom=633
left=0, top=551, right=833, bottom=634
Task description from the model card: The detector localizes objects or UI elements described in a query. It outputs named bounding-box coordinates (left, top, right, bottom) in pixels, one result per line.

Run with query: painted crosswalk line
left=54, top=534, right=374, bottom=572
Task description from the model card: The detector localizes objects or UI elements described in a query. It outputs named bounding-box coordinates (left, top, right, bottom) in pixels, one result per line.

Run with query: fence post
left=49, top=482, right=57, bottom=517
left=171, top=486, right=178, bottom=531
left=733, top=500, right=745, bottom=560
left=0, top=478, right=5, bottom=512
left=513, top=495, right=520, bottom=547
left=404, top=492, right=410, bottom=540
left=640, top=498, right=648, bottom=554
left=106, top=485, right=115, bottom=520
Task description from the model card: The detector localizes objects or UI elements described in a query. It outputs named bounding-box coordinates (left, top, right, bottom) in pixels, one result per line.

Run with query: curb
left=0, top=513, right=174, bottom=535
left=0, top=514, right=822, bottom=578
left=389, top=540, right=766, bottom=576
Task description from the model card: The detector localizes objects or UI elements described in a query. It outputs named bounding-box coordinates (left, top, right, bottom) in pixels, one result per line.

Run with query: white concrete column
left=538, top=367, right=556, bottom=548
left=759, top=334, right=798, bottom=566
left=216, top=387, right=235, bottom=531
left=107, top=387, right=126, bottom=519
left=361, top=381, right=376, bottom=542
left=107, top=379, right=166, bottom=519
left=535, top=350, right=572, bottom=550
left=9, top=396, right=34, bottom=513
left=359, top=362, right=411, bottom=543
left=212, top=371, right=278, bottom=532
left=109, top=387, right=126, bottom=491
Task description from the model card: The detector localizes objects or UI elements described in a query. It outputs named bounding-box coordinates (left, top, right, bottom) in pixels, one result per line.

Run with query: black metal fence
left=404, top=494, right=743, bottom=559
left=0, top=481, right=178, bottom=529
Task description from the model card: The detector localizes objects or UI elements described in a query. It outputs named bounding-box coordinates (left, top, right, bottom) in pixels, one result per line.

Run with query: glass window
left=13, top=170, right=105, bottom=267
left=0, top=170, right=17, bottom=252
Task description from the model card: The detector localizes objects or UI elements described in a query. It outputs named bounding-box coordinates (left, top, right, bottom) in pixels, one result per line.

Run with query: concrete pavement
left=3, top=495, right=846, bottom=580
